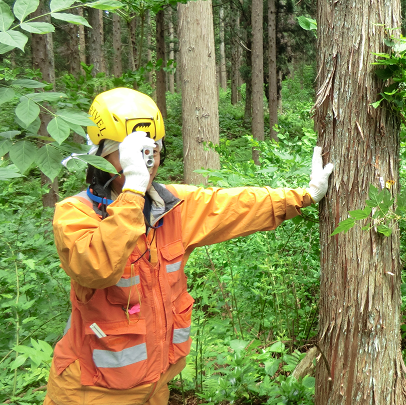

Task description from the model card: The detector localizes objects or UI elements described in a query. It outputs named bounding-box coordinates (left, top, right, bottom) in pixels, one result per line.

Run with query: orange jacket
left=52, top=183, right=312, bottom=390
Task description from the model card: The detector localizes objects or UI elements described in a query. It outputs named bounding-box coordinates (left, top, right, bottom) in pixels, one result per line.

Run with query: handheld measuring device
left=142, top=147, right=154, bottom=168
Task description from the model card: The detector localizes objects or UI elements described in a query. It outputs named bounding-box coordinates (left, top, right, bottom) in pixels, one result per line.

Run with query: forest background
left=1, top=0, right=406, bottom=404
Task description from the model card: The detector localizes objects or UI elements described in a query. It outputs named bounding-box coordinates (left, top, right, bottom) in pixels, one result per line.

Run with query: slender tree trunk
left=315, top=0, right=405, bottom=403
left=168, top=7, right=175, bottom=93
left=231, top=9, right=240, bottom=105
left=127, top=17, right=137, bottom=72
left=277, top=69, right=282, bottom=112
left=251, top=0, right=264, bottom=165
left=156, top=9, right=167, bottom=118
left=178, top=0, right=220, bottom=185
left=88, top=8, right=106, bottom=75
left=78, top=8, right=86, bottom=73
left=268, top=0, right=278, bottom=141
left=113, top=13, right=122, bottom=77
left=146, top=10, right=153, bottom=84
left=31, top=0, right=58, bottom=207
left=219, top=6, right=227, bottom=90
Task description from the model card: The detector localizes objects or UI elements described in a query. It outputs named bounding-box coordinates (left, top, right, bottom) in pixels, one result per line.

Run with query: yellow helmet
left=87, top=88, right=165, bottom=145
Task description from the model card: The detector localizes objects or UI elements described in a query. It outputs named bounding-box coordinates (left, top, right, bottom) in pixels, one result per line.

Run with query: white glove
left=306, top=146, right=334, bottom=203
left=119, top=132, right=156, bottom=195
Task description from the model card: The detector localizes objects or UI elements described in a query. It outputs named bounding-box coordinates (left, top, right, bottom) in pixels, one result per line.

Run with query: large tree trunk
left=31, top=0, right=58, bottom=207
left=156, top=9, right=167, bottom=118
left=88, top=8, right=106, bottom=75
left=168, top=7, right=175, bottom=94
left=112, top=13, right=122, bottom=77
left=268, top=0, right=278, bottom=141
left=178, top=0, right=220, bottom=185
left=315, top=0, right=405, bottom=403
left=78, top=8, right=86, bottom=73
left=219, top=6, right=227, bottom=90
left=251, top=0, right=264, bottom=165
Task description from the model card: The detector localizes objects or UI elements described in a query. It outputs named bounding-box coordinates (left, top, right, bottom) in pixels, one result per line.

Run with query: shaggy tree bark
left=88, top=8, right=106, bottom=74
left=156, top=9, right=167, bottom=118
left=31, top=0, right=58, bottom=207
left=251, top=0, right=264, bottom=165
left=178, top=0, right=220, bottom=185
left=315, top=0, right=405, bottom=403
left=268, top=0, right=278, bottom=141
left=112, top=13, right=122, bottom=77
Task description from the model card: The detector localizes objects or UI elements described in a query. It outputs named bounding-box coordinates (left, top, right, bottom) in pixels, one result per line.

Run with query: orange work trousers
left=43, top=357, right=186, bottom=405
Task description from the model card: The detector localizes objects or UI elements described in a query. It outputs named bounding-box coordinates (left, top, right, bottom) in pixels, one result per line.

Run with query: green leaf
left=13, top=0, right=39, bottom=22
left=394, top=42, right=406, bottom=53
left=368, top=185, right=380, bottom=204
left=71, top=154, right=118, bottom=174
left=230, top=339, right=249, bottom=354
left=0, top=1, right=14, bottom=31
left=377, top=224, right=392, bottom=237
left=25, top=92, right=66, bottom=102
left=264, top=359, right=280, bottom=377
left=0, top=130, right=20, bottom=139
left=302, top=375, right=315, bottom=389
left=9, top=355, right=27, bottom=370
left=349, top=207, right=372, bottom=220
left=65, top=156, right=87, bottom=171
left=297, top=16, right=317, bottom=31
left=50, top=0, right=75, bottom=11
left=371, top=99, right=383, bottom=108
left=15, top=96, right=40, bottom=127
left=89, top=0, right=123, bottom=10
left=0, top=87, right=15, bottom=104
left=36, top=144, right=63, bottom=181
left=66, top=121, right=86, bottom=137
left=9, top=140, right=37, bottom=173
left=12, top=78, right=46, bottom=88
left=0, top=42, right=14, bottom=53
left=51, top=12, right=91, bottom=27
left=0, top=30, right=28, bottom=51
left=47, top=116, right=70, bottom=144
left=375, top=68, right=396, bottom=81
left=0, top=165, right=23, bottom=180
left=330, top=218, right=355, bottom=236
left=57, top=109, right=96, bottom=126
left=20, top=22, right=55, bottom=34
left=269, top=341, right=285, bottom=353
left=0, top=137, right=12, bottom=156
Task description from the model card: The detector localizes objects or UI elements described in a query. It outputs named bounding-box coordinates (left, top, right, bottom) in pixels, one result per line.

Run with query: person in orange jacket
left=44, top=88, right=333, bottom=405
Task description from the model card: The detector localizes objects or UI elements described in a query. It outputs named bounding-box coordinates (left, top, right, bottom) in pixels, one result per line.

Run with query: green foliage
left=331, top=184, right=403, bottom=237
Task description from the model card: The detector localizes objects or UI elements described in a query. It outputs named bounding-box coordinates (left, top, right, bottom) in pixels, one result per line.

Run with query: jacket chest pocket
left=160, top=240, right=186, bottom=300
left=86, top=319, right=148, bottom=389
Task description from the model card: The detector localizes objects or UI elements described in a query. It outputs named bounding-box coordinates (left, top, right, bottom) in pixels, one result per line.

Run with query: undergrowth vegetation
left=5, top=64, right=404, bottom=404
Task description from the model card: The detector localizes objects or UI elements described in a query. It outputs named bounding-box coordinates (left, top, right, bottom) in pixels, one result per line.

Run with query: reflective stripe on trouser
left=173, top=326, right=191, bottom=344
left=93, top=342, right=147, bottom=368
left=115, top=275, right=140, bottom=287
left=166, top=261, right=181, bottom=273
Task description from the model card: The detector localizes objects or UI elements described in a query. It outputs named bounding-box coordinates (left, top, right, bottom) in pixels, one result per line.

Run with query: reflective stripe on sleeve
left=173, top=326, right=191, bottom=344
left=63, top=314, right=71, bottom=336
left=166, top=261, right=182, bottom=273
left=116, top=275, right=140, bottom=287
left=93, top=343, right=147, bottom=368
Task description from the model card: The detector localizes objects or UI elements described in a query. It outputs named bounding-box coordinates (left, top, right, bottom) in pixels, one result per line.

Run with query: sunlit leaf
left=13, top=0, right=39, bottom=22
left=49, top=0, right=75, bottom=11
left=230, top=339, right=249, bottom=354
left=297, top=16, right=317, bottom=31
left=0, top=42, right=14, bottom=53
left=331, top=218, right=355, bottom=236
left=51, top=12, right=91, bottom=28
left=0, top=87, right=15, bottom=104
left=0, top=1, right=14, bottom=31
left=15, top=96, right=40, bottom=127
left=377, top=224, right=392, bottom=237
left=20, top=22, right=55, bottom=34
left=302, top=375, right=315, bottom=389
left=0, top=137, right=12, bottom=156
left=47, top=116, right=70, bottom=144
left=0, top=165, right=23, bottom=180
left=57, top=109, right=96, bottom=126
left=71, top=154, right=118, bottom=174
left=89, top=0, right=123, bottom=10
left=0, top=30, right=28, bottom=51
left=12, top=78, right=46, bottom=88
left=264, top=359, right=280, bottom=378
left=25, top=92, right=66, bottom=102
left=9, top=140, right=37, bottom=173
left=269, top=341, right=285, bottom=353
left=36, top=144, right=63, bottom=181
left=66, top=121, right=86, bottom=137
left=0, top=130, right=20, bottom=139
left=349, top=207, right=372, bottom=220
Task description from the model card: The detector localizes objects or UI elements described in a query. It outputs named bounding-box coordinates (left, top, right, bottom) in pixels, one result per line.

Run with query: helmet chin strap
left=103, top=170, right=123, bottom=190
